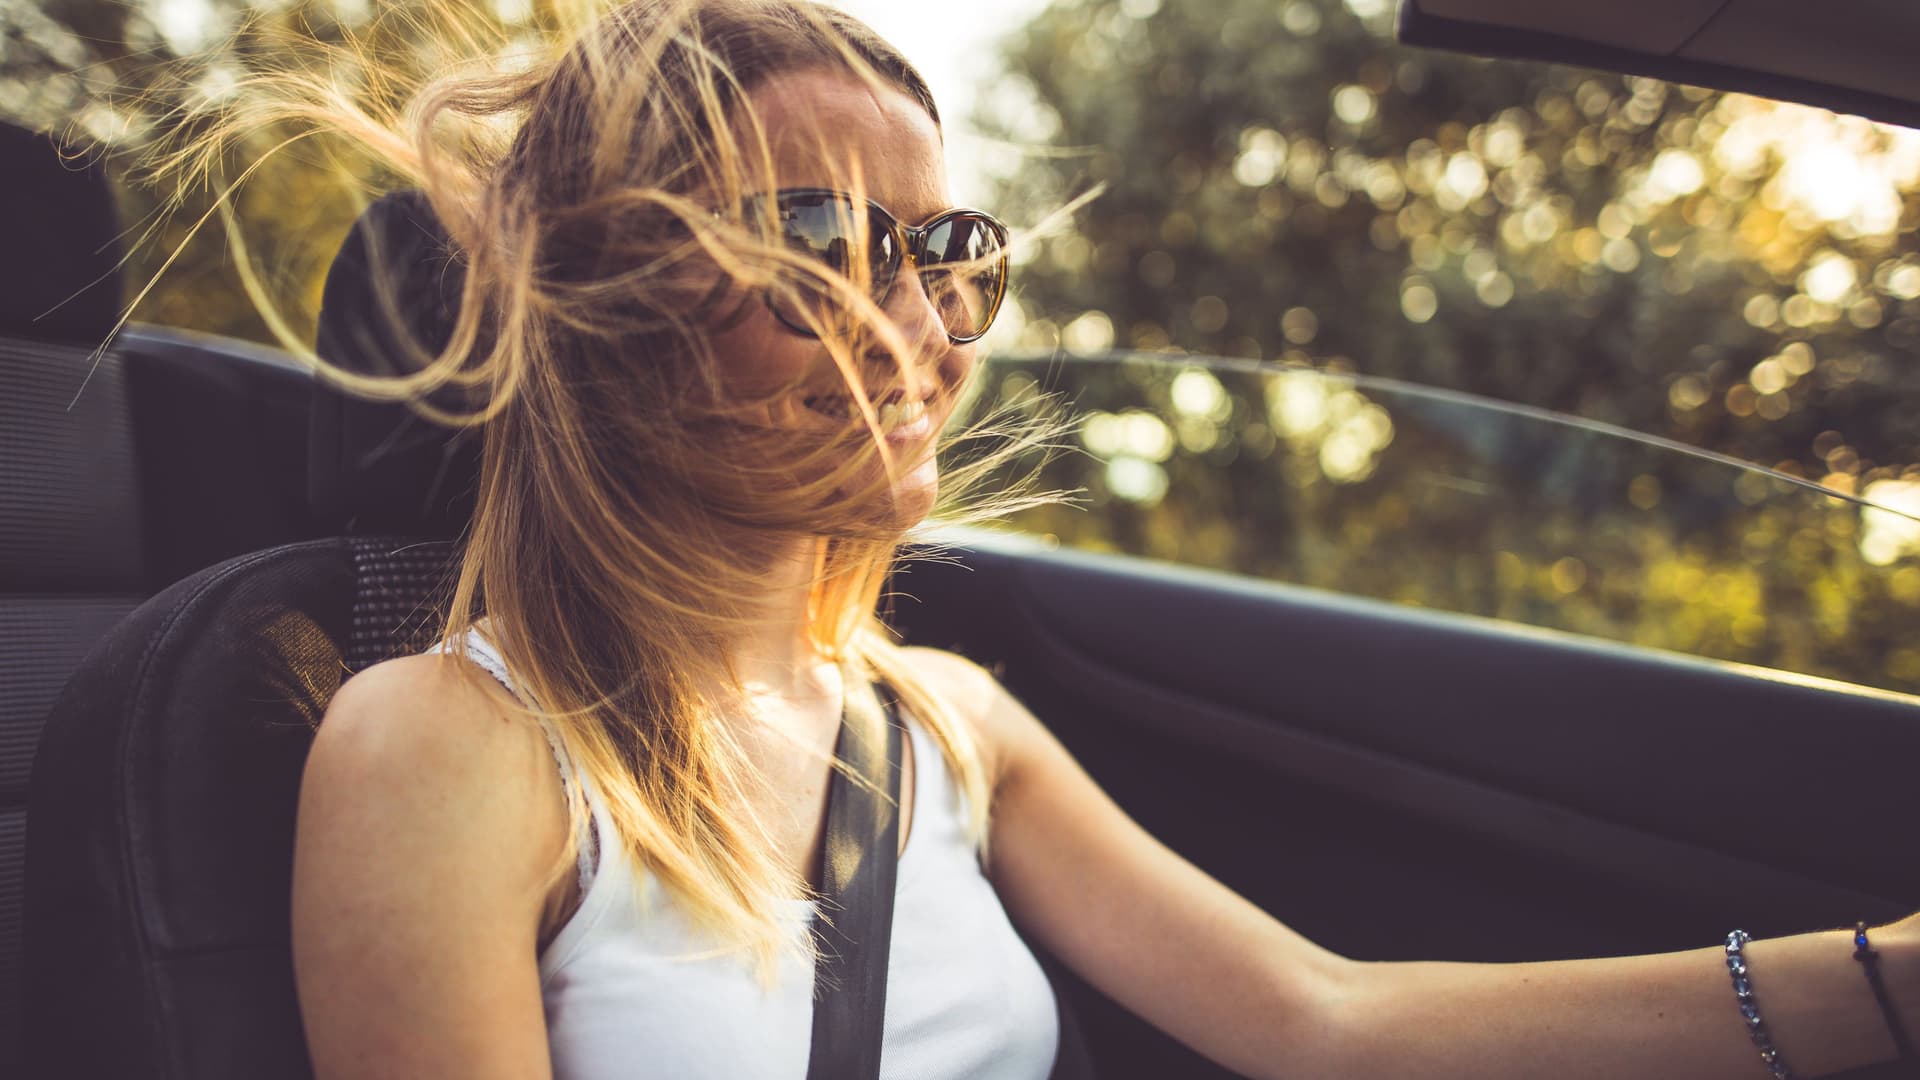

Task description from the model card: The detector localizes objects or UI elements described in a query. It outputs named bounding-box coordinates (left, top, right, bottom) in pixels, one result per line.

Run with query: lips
left=880, top=398, right=934, bottom=441
left=799, top=394, right=935, bottom=440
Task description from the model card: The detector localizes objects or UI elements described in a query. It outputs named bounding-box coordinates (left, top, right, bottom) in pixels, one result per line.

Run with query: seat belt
left=804, top=681, right=1098, bottom=1079
left=805, top=678, right=905, bottom=1080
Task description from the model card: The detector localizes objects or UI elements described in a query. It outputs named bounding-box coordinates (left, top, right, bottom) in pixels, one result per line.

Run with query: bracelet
left=1726, top=929, right=1797, bottom=1080
left=1853, top=922, right=1918, bottom=1063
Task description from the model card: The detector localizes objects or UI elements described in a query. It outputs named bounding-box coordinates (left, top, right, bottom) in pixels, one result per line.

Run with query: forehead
left=741, top=68, right=950, bottom=223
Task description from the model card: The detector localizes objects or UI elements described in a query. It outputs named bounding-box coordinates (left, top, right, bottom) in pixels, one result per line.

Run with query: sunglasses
left=743, top=188, right=1011, bottom=345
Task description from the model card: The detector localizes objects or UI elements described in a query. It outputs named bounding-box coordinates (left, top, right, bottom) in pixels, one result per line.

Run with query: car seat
left=21, top=186, right=1093, bottom=1079
left=0, top=121, right=315, bottom=1076
left=21, top=187, right=473, bottom=1079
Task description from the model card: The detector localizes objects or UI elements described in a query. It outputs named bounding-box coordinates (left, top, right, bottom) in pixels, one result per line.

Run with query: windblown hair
left=124, top=0, right=1070, bottom=971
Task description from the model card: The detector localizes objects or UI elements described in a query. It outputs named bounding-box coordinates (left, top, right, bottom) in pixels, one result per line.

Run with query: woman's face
left=707, top=67, right=976, bottom=530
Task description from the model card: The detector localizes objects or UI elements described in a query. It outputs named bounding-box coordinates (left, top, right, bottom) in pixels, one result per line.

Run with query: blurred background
left=4, top=0, right=1918, bottom=694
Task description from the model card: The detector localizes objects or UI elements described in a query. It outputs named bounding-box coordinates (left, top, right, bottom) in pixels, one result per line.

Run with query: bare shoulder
left=302, top=650, right=569, bottom=894
left=295, top=652, right=567, bottom=1078
left=898, top=645, right=997, bottom=705
left=316, top=651, right=542, bottom=772
left=897, top=646, right=1051, bottom=783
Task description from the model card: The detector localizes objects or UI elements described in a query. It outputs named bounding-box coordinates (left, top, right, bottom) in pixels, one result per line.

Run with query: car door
left=887, top=353, right=1920, bottom=1080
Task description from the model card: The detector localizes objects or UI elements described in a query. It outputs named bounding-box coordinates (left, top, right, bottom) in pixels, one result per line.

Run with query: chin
left=870, top=452, right=940, bottom=534
left=876, top=446, right=934, bottom=522
left=886, top=480, right=938, bottom=531
left=822, top=437, right=941, bottom=537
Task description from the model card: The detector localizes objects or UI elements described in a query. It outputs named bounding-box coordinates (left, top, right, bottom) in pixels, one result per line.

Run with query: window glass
left=955, top=0, right=1920, bottom=700
left=957, top=352, right=1920, bottom=698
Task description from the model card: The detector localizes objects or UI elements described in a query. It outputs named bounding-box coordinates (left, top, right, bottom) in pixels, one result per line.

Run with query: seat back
left=25, top=536, right=453, bottom=1079
left=21, top=181, right=473, bottom=1078
left=0, top=124, right=138, bottom=1075
left=0, top=344, right=145, bottom=1077
left=1, top=121, right=318, bottom=1074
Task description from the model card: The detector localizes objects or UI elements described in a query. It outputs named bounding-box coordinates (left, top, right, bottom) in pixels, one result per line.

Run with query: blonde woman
left=139, top=1, right=1915, bottom=1077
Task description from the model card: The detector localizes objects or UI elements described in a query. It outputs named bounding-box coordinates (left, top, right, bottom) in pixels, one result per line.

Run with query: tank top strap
left=429, top=627, right=601, bottom=894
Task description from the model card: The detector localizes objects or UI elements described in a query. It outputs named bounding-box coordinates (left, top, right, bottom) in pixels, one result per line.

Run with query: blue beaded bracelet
left=1726, top=930, right=1796, bottom=1080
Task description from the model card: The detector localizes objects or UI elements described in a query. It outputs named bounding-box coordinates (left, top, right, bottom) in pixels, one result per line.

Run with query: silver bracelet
left=1725, top=929, right=1796, bottom=1080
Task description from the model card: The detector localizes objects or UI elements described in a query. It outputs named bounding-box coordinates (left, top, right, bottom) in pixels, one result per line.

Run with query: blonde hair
left=118, top=0, right=1071, bottom=971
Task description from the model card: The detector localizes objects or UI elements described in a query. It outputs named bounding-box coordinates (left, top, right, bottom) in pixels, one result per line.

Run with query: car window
left=953, top=353, right=1920, bottom=698
left=955, top=0, right=1920, bottom=699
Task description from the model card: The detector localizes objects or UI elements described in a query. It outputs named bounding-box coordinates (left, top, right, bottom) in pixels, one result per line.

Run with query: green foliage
left=0, top=0, right=527, bottom=346
left=975, top=0, right=1920, bottom=694
left=986, top=0, right=1920, bottom=475
left=965, top=354, right=1920, bottom=695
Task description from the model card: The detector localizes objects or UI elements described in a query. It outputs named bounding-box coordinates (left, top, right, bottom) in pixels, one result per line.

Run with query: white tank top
left=434, top=629, right=1061, bottom=1080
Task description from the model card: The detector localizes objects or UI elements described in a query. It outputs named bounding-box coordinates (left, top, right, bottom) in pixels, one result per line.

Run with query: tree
left=982, top=0, right=1920, bottom=482
left=969, top=0, right=1920, bottom=694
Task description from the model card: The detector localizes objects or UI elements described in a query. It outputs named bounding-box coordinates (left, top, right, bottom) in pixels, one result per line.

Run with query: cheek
left=707, top=298, right=819, bottom=402
left=941, top=343, right=980, bottom=400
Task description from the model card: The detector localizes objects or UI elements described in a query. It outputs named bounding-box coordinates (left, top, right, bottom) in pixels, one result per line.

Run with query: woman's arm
left=293, top=655, right=571, bottom=1080
left=907, top=648, right=1919, bottom=1080
left=1334, top=927, right=1913, bottom=1078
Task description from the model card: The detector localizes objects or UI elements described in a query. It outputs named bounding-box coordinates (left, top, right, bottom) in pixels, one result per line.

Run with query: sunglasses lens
left=755, top=192, right=1008, bottom=342
left=763, top=192, right=896, bottom=334
left=921, top=214, right=1008, bottom=342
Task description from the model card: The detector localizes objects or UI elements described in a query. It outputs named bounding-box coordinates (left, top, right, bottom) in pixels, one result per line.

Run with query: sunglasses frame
left=746, top=187, right=1012, bottom=345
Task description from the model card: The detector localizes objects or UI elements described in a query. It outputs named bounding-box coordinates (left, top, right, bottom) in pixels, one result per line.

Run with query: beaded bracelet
left=1852, top=922, right=1917, bottom=1064
left=1726, top=929, right=1796, bottom=1080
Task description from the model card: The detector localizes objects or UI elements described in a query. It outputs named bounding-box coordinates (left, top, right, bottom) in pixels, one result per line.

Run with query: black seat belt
left=803, top=680, right=1097, bottom=1080
left=805, top=678, right=905, bottom=1080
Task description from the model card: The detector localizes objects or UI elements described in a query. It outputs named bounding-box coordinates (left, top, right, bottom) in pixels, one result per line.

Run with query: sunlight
left=829, top=0, right=1050, bottom=204
left=1860, top=480, right=1920, bottom=567
left=1713, top=97, right=1920, bottom=235
left=150, top=0, right=219, bottom=54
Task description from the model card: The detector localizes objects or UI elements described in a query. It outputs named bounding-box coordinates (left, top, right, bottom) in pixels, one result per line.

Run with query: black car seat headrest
left=309, top=190, right=482, bottom=538
left=0, top=123, right=123, bottom=343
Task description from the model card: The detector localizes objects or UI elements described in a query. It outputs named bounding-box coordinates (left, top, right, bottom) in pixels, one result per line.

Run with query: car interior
left=5, top=5, right=1919, bottom=1078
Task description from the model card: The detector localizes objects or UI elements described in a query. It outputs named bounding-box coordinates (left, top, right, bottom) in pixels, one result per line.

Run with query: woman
left=159, top=1, right=1913, bottom=1077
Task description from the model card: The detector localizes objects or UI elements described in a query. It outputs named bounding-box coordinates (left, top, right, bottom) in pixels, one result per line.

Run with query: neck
left=728, top=536, right=842, bottom=706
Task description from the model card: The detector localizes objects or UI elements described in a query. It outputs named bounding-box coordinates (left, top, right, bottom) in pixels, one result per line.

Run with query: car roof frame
left=1397, top=0, right=1920, bottom=131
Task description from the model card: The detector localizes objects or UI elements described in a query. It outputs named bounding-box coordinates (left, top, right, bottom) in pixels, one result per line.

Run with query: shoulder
left=898, top=645, right=998, bottom=709
left=898, top=646, right=1048, bottom=786
left=317, top=650, right=534, bottom=767
left=299, top=651, right=573, bottom=927
left=313, top=654, right=560, bottom=810
left=294, top=652, right=567, bottom=1076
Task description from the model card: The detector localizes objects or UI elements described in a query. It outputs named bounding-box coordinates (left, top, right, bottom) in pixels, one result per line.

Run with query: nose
left=871, top=262, right=972, bottom=400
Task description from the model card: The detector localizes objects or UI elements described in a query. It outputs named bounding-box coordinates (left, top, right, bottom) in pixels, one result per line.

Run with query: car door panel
left=890, top=535, right=1918, bottom=1079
